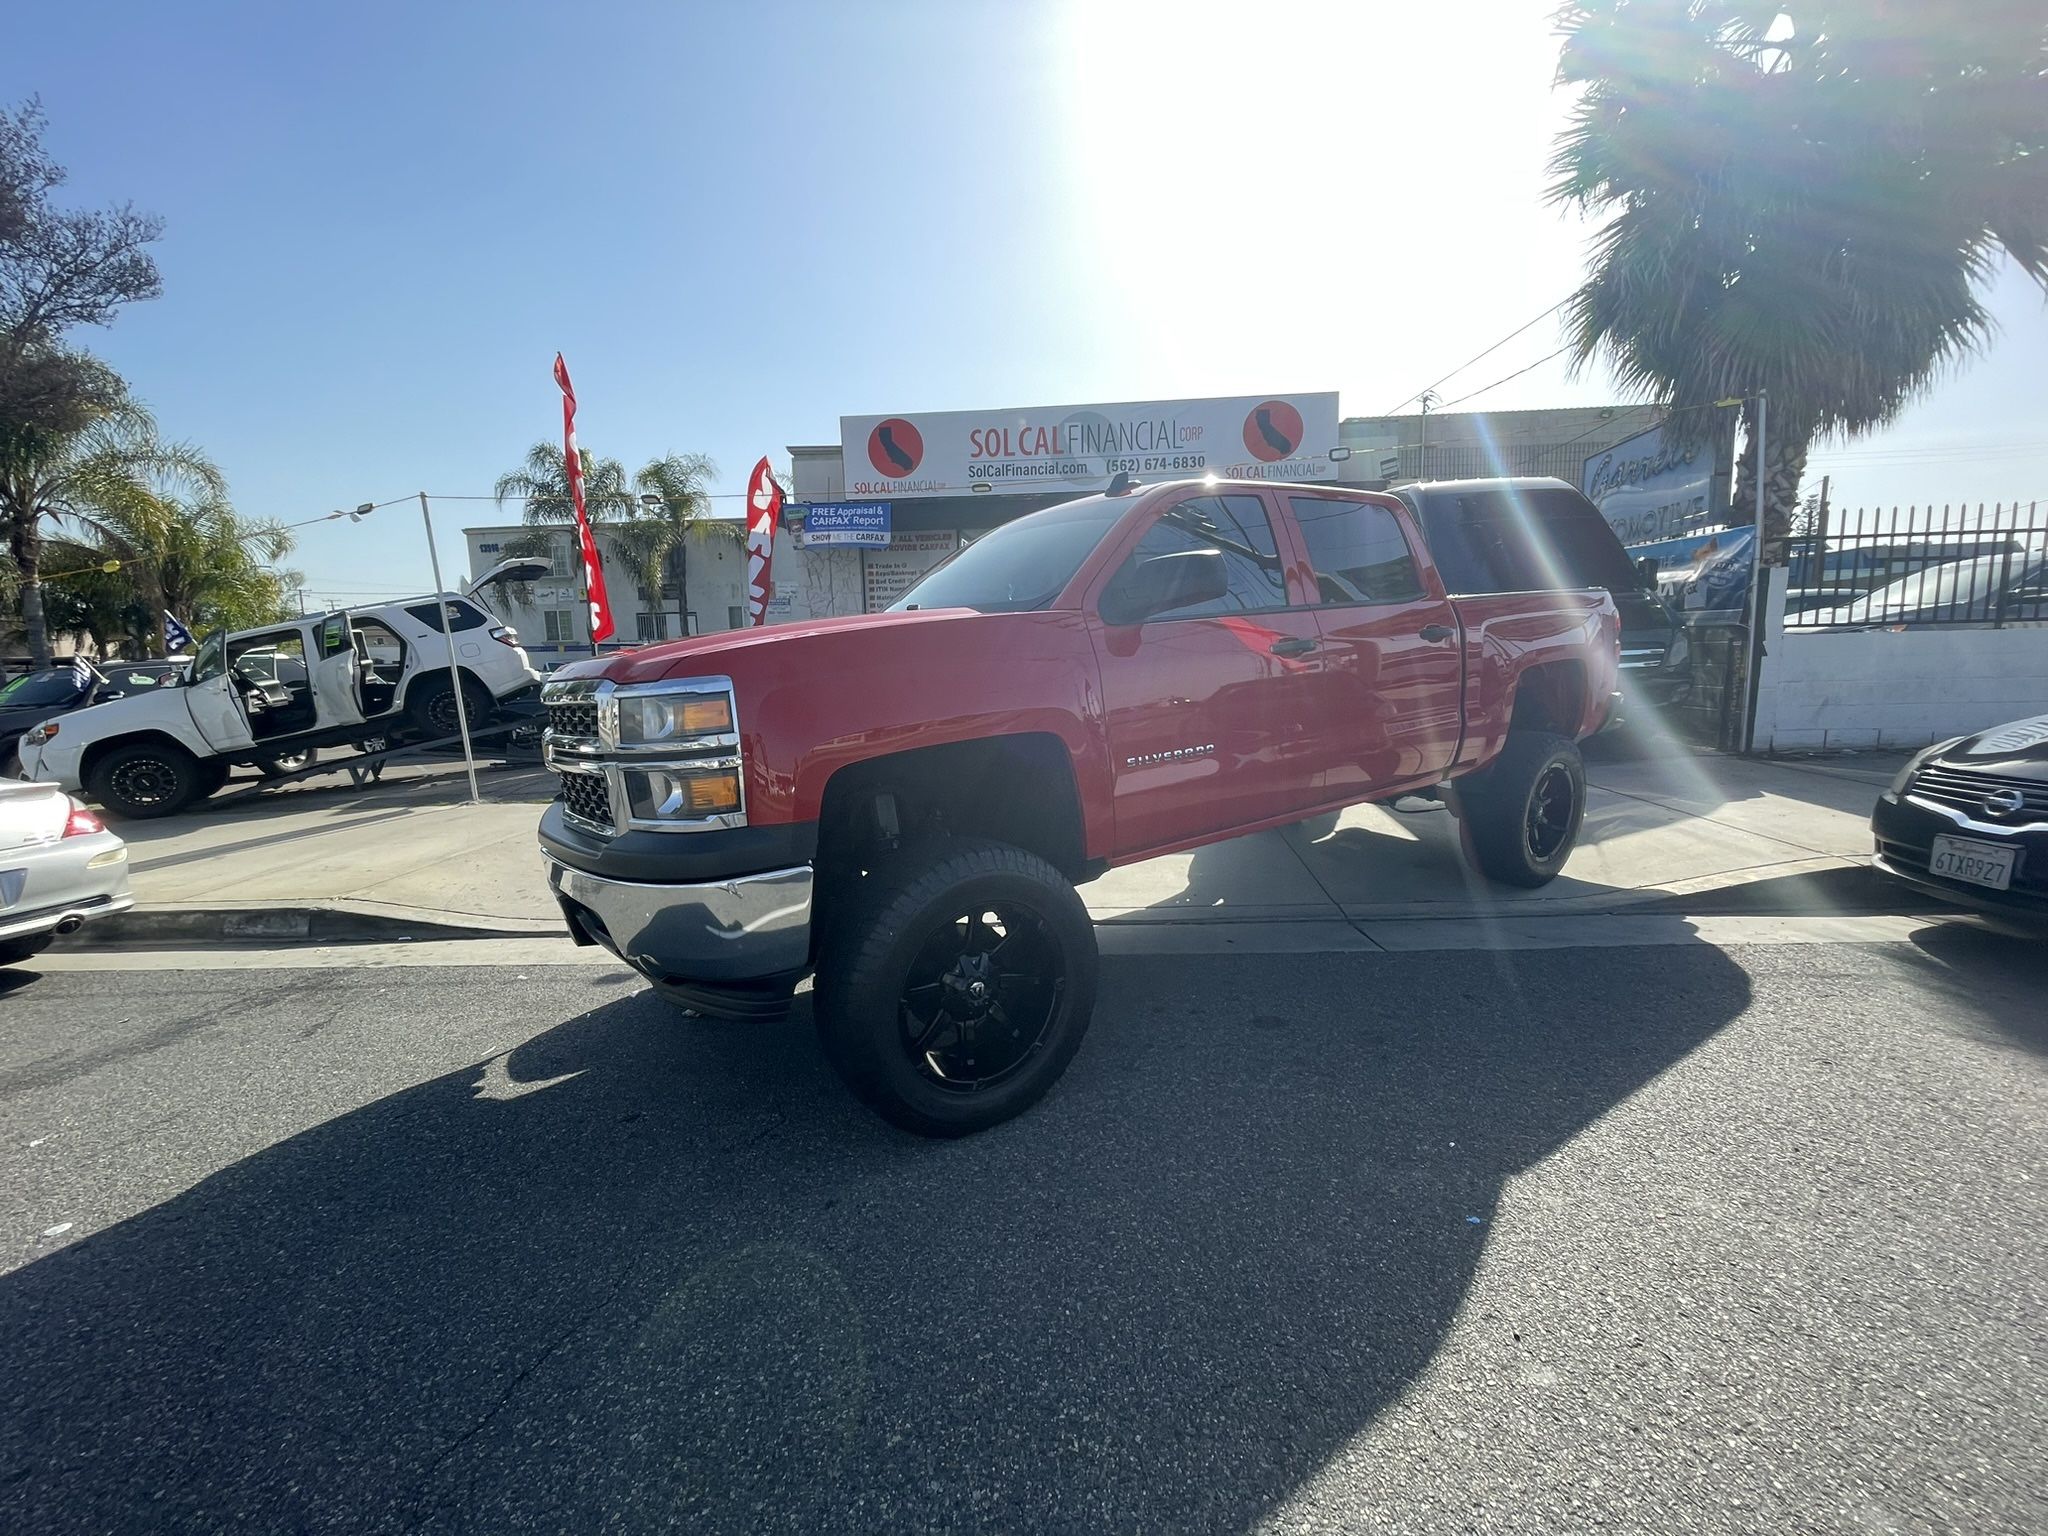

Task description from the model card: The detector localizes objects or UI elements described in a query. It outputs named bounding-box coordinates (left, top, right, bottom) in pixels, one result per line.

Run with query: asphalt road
left=1, top=931, right=2042, bottom=1534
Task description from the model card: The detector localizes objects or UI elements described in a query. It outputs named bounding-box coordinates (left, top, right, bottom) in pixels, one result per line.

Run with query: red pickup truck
left=539, top=479, right=1619, bottom=1136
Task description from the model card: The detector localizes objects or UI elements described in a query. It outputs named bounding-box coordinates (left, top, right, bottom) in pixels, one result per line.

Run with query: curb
left=64, top=902, right=564, bottom=950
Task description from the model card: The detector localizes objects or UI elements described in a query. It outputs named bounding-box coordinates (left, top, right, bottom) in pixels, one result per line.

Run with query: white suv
left=15, top=567, right=545, bottom=818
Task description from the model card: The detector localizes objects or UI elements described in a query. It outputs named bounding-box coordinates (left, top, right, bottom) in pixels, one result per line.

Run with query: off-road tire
left=406, top=672, right=491, bottom=741
left=1453, top=731, right=1586, bottom=888
left=813, top=838, right=1098, bottom=1138
left=0, top=933, right=53, bottom=966
left=88, top=740, right=203, bottom=820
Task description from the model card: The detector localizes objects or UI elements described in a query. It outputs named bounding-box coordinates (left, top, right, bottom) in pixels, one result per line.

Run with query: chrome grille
left=558, top=770, right=614, bottom=832
left=1908, top=765, right=2048, bottom=825
left=548, top=698, right=599, bottom=740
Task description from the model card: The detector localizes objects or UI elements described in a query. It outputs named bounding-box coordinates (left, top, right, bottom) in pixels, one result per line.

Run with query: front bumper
left=545, top=852, right=813, bottom=998
left=1871, top=791, right=2048, bottom=920
left=0, top=831, right=136, bottom=942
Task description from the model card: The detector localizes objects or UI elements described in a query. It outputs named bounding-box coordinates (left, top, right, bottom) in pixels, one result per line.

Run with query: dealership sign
left=840, top=393, right=1340, bottom=499
left=802, top=501, right=891, bottom=546
left=1582, top=421, right=1724, bottom=547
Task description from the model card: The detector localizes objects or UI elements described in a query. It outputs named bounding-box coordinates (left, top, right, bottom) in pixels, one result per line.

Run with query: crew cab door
left=309, top=613, right=367, bottom=729
left=183, top=629, right=256, bottom=753
left=1086, top=489, right=1327, bottom=854
left=1285, top=493, right=1464, bottom=793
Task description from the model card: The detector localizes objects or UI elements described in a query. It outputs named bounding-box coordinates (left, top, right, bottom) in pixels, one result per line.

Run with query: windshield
left=889, top=496, right=1129, bottom=614
left=1419, top=488, right=1641, bottom=594
left=189, top=630, right=227, bottom=684
left=0, top=668, right=88, bottom=709
left=1812, top=550, right=2033, bottom=622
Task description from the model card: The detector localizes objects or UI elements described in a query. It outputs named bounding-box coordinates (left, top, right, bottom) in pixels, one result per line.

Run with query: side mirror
left=1635, top=555, right=1660, bottom=588
left=1102, top=548, right=1230, bottom=626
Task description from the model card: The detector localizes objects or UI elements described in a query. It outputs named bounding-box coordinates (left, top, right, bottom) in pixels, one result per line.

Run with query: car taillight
left=63, top=805, right=105, bottom=838
left=490, top=625, right=521, bottom=646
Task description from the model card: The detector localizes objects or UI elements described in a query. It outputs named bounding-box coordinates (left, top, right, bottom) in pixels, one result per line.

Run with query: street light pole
left=418, top=491, right=481, bottom=805
left=1741, top=391, right=1768, bottom=753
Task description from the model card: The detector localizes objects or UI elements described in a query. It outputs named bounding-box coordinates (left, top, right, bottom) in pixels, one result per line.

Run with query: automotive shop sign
left=801, top=502, right=891, bottom=546
left=1582, top=420, right=1724, bottom=547
left=840, top=393, right=1340, bottom=498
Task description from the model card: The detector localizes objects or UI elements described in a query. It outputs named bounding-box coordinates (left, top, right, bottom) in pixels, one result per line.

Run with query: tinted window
left=0, top=669, right=87, bottom=708
left=1417, top=488, right=1637, bottom=594
left=1100, top=494, right=1289, bottom=621
left=404, top=600, right=489, bottom=632
left=891, top=495, right=1126, bottom=614
left=1290, top=496, right=1424, bottom=604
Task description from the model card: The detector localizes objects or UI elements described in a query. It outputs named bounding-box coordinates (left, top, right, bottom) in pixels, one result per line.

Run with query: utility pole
left=1417, top=389, right=1440, bottom=482
left=418, top=491, right=481, bottom=804
left=1740, top=391, right=1769, bottom=754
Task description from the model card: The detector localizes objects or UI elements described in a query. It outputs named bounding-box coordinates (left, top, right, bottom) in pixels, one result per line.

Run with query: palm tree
left=491, top=441, right=635, bottom=614
left=612, top=453, right=742, bottom=637
left=0, top=387, right=225, bottom=664
left=1549, top=2, right=2048, bottom=555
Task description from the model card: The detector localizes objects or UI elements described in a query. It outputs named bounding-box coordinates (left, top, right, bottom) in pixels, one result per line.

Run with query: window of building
left=1289, top=496, right=1424, bottom=605
left=727, top=605, right=743, bottom=630
left=543, top=609, right=575, bottom=644
left=548, top=539, right=574, bottom=580
left=1100, top=494, right=1288, bottom=622
left=634, top=611, right=670, bottom=643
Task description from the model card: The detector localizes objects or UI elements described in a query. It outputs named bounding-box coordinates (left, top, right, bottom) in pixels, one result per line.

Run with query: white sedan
left=0, top=779, right=134, bottom=966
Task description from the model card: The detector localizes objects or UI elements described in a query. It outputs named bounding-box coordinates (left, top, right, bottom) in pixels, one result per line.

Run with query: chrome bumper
left=543, top=855, right=813, bottom=983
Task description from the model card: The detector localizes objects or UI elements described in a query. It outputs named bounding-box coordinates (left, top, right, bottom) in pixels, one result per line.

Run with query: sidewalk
left=98, top=743, right=1914, bottom=943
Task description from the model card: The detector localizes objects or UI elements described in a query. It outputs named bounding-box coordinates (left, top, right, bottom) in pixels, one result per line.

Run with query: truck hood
left=25, top=687, right=184, bottom=740
left=554, top=609, right=998, bottom=687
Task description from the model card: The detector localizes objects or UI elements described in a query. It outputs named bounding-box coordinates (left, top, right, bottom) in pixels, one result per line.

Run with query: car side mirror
left=1102, top=548, right=1230, bottom=626
left=1635, top=555, right=1660, bottom=588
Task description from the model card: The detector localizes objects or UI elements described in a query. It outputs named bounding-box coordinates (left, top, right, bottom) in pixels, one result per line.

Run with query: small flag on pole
left=164, top=611, right=196, bottom=651
left=745, top=458, right=782, bottom=627
left=553, top=353, right=615, bottom=645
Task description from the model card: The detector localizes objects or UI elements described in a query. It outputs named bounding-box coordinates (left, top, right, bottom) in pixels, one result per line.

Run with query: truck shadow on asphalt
left=0, top=944, right=1758, bottom=1532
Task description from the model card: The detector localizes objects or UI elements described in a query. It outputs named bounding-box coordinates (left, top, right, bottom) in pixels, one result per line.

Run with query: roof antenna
left=1106, top=471, right=1140, bottom=496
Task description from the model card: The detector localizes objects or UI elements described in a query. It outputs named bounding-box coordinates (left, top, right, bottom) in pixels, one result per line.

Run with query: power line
left=1433, top=346, right=1574, bottom=411
left=1381, top=296, right=1575, bottom=415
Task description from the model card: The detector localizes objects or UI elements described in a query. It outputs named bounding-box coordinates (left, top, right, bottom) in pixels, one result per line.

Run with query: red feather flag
left=745, top=457, right=782, bottom=627
left=553, top=353, right=614, bottom=645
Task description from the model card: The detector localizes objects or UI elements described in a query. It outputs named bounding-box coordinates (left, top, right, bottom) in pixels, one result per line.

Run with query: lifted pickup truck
left=539, top=479, right=1619, bottom=1136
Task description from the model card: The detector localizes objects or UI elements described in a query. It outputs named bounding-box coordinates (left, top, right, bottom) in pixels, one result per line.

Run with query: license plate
left=1928, top=836, right=2015, bottom=892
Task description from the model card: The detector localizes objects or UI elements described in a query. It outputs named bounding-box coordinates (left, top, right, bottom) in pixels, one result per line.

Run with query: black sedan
left=1873, top=714, right=2048, bottom=920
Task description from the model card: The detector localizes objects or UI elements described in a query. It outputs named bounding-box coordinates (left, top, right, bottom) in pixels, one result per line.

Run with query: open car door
left=184, top=629, right=256, bottom=753
left=309, top=614, right=367, bottom=730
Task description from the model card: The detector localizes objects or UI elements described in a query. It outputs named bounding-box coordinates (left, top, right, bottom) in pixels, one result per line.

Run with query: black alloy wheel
left=88, top=740, right=202, bottom=819
left=112, top=755, right=179, bottom=808
left=1525, top=761, right=1577, bottom=864
left=898, top=903, right=1066, bottom=1091
left=1453, top=730, right=1585, bottom=888
left=814, top=838, right=1100, bottom=1137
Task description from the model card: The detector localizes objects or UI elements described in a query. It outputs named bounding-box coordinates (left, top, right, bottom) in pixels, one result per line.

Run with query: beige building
left=462, top=521, right=747, bottom=664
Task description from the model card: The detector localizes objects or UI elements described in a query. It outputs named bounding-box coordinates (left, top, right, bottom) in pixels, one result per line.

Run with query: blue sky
left=9, top=0, right=2045, bottom=604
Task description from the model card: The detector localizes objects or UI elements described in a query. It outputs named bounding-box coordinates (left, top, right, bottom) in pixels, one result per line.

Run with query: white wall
left=1755, top=606, right=2048, bottom=752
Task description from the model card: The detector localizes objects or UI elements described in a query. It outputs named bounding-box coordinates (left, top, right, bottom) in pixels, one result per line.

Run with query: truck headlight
left=23, top=720, right=59, bottom=746
left=614, top=687, right=733, bottom=746
left=622, top=763, right=742, bottom=821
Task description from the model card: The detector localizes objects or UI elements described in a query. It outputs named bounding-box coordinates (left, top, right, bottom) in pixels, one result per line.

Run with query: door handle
left=1269, top=636, right=1317, bottom=658
left=1419, top=624, right=1455, bottom=643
